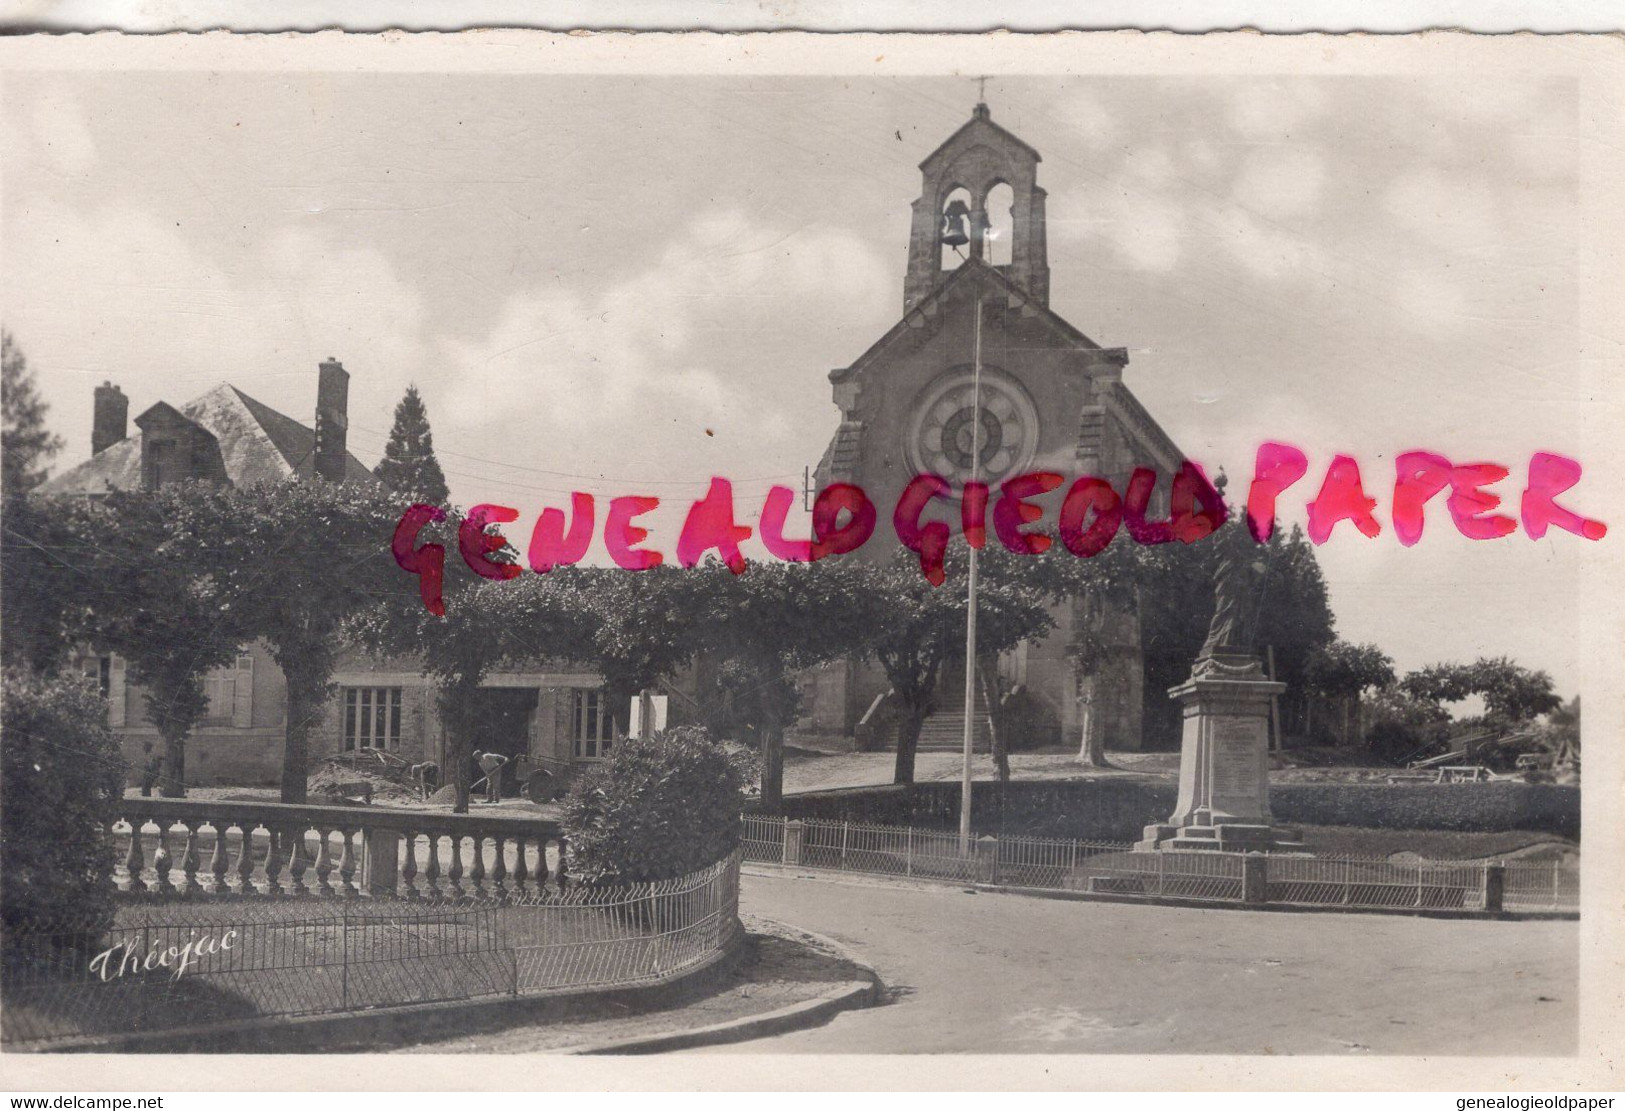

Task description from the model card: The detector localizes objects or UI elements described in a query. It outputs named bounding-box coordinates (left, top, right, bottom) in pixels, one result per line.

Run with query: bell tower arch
left=903, top=102, right=1051, bottom=312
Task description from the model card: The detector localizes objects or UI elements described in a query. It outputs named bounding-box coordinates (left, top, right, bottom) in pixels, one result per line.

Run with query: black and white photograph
left=0, top=29, right=1620, bottom=1093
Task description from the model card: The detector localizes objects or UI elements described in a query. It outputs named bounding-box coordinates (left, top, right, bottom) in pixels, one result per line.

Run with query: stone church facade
left=806, top=103, right=1187, bottom=753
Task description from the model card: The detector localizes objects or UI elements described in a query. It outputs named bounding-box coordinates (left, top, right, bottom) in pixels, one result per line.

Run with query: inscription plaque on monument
left=1209, top=716, right=1262, bottom=806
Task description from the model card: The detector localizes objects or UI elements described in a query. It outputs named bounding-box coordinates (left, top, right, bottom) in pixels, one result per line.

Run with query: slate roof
left=41, top=383, right=375, bottom=496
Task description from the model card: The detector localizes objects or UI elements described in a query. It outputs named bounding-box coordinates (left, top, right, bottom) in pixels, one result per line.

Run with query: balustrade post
left=339, top=829, right=359, bottom=897
left=236, top=823, right=258, bottom=894
left=208, top=821, right=229, bottom=893
left=470, top=835, right=487, bottom=898
left=448, top=834, right=465, bottom=897
left=490, top=836, right=508, bottom=900
left=314, top=829, right=335, bottom=897
left=511, top=836, right=529, bottom=897
left=151, top=823, right=174, bottom=895
left=424, top=833, right=441, bottom=898
left=287, top=826, right=311, bottom=896
left=124, top=819, right=146, bottom=894
left=263, top=827, right=284, bottom=896
left=401, top=831, right=420, bottom=899
left=178, top=822, right=202, bottom=895
left=554, top=835, right=569, bottom=890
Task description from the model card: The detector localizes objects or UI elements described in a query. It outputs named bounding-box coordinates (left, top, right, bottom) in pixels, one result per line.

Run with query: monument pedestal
left=1136, top=651, right=1305, bottom=853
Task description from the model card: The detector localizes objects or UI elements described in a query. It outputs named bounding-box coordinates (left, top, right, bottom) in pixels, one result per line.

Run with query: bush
left=562, top=725, right=753, bottom=885
left=1, top=668, right=125, bottom=949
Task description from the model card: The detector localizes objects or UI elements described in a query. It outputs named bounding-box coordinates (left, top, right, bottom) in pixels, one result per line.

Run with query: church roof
left=831, top=257, right=1104, bottom=387
left=919, top=103, right=1041, bottom=172
left=41, top=382, right=375, bottom=496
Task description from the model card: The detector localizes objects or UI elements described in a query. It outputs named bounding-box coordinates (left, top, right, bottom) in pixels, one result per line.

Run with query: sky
left=1, top=71, right=1609, bottom=696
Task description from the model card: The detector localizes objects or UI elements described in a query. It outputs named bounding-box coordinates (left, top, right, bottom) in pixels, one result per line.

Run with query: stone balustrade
left=112, top=797, right=567, bottom=900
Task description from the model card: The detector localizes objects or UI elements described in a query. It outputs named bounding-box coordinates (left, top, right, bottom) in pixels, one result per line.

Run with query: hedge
left=765, top=779, right=1578, bottom=842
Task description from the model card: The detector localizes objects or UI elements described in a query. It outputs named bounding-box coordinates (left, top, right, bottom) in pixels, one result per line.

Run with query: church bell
left=940, top=199, right=971, bottom=248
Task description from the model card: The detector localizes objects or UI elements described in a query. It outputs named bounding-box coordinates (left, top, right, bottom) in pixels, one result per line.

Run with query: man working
left=472, top=749, right=510, bottom=804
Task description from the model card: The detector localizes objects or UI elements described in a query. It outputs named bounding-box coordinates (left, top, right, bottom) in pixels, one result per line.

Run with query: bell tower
left=902, top=102, right=1051, bottom=313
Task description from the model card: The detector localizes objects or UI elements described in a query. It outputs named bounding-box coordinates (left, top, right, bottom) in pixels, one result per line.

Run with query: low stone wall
left=767, top=779, right=1579, bottom=841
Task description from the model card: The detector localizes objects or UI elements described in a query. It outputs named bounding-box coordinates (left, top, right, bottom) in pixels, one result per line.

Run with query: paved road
left=706, top=870, right=1578, bottom=1055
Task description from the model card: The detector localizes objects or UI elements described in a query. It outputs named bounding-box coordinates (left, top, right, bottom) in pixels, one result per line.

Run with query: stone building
left=43, top=361, right=614, bottom=791
left=805, top=103, right=1188, bottom=753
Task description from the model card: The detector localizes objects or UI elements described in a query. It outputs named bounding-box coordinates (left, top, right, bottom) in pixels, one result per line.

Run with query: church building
left=807, top=102, right=1189, bottom=755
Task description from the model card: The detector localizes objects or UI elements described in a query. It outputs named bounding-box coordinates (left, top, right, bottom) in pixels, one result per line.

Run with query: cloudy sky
left=2, top=70, right=1608, bottom=695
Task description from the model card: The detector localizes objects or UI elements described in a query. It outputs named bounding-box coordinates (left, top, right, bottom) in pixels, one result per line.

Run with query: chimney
left=92, top=381, right=128, bottom=455
left=312, top=357, right=350, bottom=482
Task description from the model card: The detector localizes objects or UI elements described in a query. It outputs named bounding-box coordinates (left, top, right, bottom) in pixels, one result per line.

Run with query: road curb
left=569, top=920, right=883, bottom=1055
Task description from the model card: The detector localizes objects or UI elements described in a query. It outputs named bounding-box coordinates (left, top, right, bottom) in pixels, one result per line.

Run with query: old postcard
left=0, top=29, right=1620, bottom=1093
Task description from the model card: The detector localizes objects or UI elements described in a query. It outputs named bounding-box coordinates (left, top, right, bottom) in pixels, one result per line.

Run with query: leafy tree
left=1, top=668, right=125, bottom=950
left=689, top=559, right=872, bottom=812
left=373, top=385, right=450, bottom=505
left=1361, top=686, right=1452, bottom=764
left=1, top=331, right=64, bottom=500
left=855, top=543, right=1096, bottom=785
left=0, top=494, right=102, bottom=674
left=1400, top=656, right=1562, bottom=724
left=562, top=725, right=752, bottom=885
left=1255, top=524, right=1338, bottom=734
left=356, top=567, right=590, bottom=813
left=1305, top=639, right=1396, bottom=744
left=62, top=485, right=257, bottom=797
left=186, top=480, right=412, bottom=803
left=554, top=565, right=708, bottom=741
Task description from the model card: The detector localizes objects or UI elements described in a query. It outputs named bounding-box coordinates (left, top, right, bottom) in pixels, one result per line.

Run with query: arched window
left=940, top=186, right=974, bottom=272
left=985, top=182, right=1015, bottom=267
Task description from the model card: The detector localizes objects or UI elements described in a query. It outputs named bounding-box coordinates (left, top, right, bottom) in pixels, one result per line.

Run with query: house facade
left=43, top=360, right=624, bottom=790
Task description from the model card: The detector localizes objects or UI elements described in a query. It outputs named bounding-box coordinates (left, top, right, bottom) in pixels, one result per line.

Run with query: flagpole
left=960, top=289, right=985, bottom=856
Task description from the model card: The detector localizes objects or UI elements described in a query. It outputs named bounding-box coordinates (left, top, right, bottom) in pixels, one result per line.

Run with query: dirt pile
left=307, top=762, right=417, bottom=804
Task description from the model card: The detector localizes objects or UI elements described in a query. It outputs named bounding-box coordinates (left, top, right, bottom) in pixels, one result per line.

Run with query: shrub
left=1, top=668, right=125, bottom=949
left=562, top=725, right=753, bottom=885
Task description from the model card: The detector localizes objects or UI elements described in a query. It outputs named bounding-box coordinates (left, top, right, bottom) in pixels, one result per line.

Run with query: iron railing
left=742, top=814, right=1579, bottom=915
left=1, top=852, right=741, bottom=1047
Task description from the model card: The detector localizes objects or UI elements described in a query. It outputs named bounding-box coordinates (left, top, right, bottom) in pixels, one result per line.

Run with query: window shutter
left=232, top=653, right=254, bottom=728
left=108, top=655, right=127, bottom=727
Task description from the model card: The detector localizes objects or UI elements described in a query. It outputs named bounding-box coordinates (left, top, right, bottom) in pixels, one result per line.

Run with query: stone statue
left=1196, top=475, right=1271, bottom=669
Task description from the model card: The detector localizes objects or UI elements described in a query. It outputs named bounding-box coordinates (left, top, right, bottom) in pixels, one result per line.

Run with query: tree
left=1, top=331, right=64, bottom=500
left=555, top=565, right=708, bottom=741
left=1, top=668, right=125, bottom=951
left=75, top=485, right=255, bottom=797
left=356, top=568, right=590, bottom=813
left=855, top=543, right=1089, bottom=786
left=0, top=493, right=103, bottom=674
left=373, top=385, right=450, bottom=505
left=186, top=480, right=410, bottom=803
left=1305, top=639, right=1396, bottom=745
left=1255, top=524, right=1338, bottom=734
left=1400, top=656, right=1562, bottom=725
left=690, top=559, right=873, bottom=812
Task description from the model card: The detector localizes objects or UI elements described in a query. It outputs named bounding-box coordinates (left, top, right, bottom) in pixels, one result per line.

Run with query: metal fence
left=742, top=815, right=1579, bottom=915
left=1, top=851, right=741, bottom=1047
